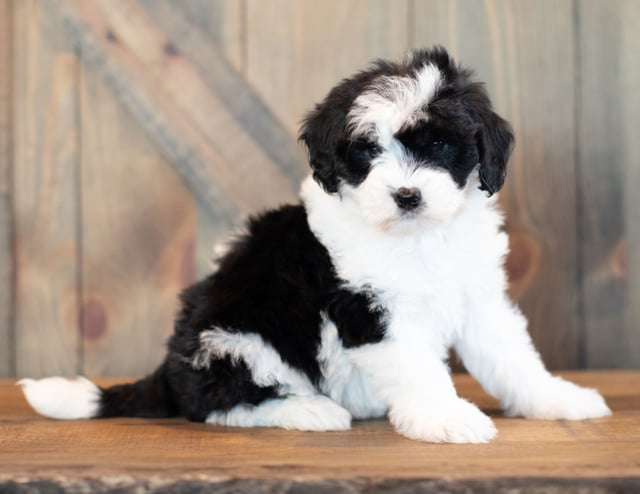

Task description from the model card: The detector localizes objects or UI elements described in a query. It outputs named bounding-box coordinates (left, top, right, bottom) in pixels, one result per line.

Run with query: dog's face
left=300, top=47, right=514, bottom=232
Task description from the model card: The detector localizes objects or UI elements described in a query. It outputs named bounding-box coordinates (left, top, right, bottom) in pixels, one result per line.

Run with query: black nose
left=392, top=187, right=422, bottom=211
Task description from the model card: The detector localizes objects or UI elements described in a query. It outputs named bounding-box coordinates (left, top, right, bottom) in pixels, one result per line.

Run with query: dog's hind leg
left=205, top=394, right=352, bottom=431
left=169, top=327, right=352, bottom=430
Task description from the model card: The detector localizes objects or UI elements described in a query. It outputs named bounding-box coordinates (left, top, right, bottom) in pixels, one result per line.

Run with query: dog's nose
left=392, top=187, right=422, bottom=211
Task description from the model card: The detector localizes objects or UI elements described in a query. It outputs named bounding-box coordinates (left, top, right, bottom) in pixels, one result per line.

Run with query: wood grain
left=1, top=372, right=639, bottom=492
left=621, top=0, right=640, bottom=369
left=138, top=0, right=306, bottom=187
left=13, top=0, right=81, bottom=377
left=578, top=0, right=640, bottom=368
left=178, top=0, right=246, bottom=72
left=162, top=0, right=248, bottom=277
left=0, top=0, right=13, bottom=377
left=166, top=0, right=250, bottom=275
left=4, top=0, right=638, bottom=379
left=79, top=64, right=197, bottom=376
left=414, top=0, right=580, bottom=369
left=136, top=0, right=308, bottom=275
left=44, top=0, right=299, bottom=227
left=246, top=0, right=410, bottom=135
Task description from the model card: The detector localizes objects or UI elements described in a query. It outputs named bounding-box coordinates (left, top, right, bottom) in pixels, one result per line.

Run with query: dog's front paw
left=506, top=377, right=612, bottom=420
left=390, top=398, right=497, bottom=443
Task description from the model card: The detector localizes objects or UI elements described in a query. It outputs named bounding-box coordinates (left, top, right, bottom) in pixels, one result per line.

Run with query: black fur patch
left=164, top=356, right=278, bottom=422
left=99, top=365, right=179, bottom=419
left=396, top=120, right=479, bottom=188
left=326, top=288, right=387, bottom=348
left=97, top=205, right=388, bottom=421
left=175, top=205, right=336, bottom=385
left=335, top=138, right=382, bottom=188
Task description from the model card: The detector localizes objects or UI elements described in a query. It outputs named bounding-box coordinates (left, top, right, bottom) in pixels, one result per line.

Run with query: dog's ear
left=467, top=87, right=514, bottom=196
left=476, top=110, right=514, bottom=196
left=299, top=104, right=347, bottom=194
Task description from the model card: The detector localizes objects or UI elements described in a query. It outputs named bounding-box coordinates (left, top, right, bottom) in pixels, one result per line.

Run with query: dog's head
left=299, top=47, right=514, bottom=231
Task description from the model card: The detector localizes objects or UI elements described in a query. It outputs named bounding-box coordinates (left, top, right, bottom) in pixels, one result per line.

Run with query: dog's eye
left=345, top=140, right=380, bottom=165
left=432, top=140, right=447, bottom=150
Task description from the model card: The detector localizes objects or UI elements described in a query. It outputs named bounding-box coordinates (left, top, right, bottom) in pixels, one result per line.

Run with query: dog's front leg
left=455, top=293, right=611, bottom=420
left=349, top=333, right=497, bottom=443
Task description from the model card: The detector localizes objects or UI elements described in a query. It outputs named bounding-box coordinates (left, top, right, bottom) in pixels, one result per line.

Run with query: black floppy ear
left=476, top=109, right=514, bottom=196
left=299, top=104, right=345, bottom=194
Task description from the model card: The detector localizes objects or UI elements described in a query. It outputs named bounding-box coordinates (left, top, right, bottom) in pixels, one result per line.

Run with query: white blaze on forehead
left=348, top=63, right=442, bottom=142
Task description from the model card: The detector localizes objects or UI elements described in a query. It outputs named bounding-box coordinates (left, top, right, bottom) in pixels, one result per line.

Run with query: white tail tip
left=18, top=376, right=101, bottom=420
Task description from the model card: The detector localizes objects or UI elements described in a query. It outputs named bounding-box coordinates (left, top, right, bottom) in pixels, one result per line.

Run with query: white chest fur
left=301, top=176, right=508, bottom=348
left=302, top=176, right=509, bottom=419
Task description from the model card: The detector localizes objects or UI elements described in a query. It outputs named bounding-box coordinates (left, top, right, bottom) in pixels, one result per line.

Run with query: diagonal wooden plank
left=42, top=0, right=234, bottom=225
left=138, top=0, right=307, bottom=186
left=156, top=0, right=249, bottom=276
left=43, top=0, right=303, bottom=229
left=95, top=0, right=303, bottom=198
left=139, top=0, right=311, bottom=276
left=0, top=0, right=13, bottom=377
left=176, top=0, right=246, bottom=73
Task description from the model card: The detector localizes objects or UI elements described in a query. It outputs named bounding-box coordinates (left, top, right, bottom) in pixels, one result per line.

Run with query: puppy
left=20, top=47, right=611, bottom=443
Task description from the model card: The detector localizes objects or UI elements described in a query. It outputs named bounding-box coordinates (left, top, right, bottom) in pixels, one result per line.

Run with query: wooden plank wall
left=578, top=0, right=640, bottom=368
left=245, top=0, right=410, bottom=135
left=1, top=0, right=638, bottom=377
left=622, top=2, right=640, bottom=369
left=79, top=64, right=196, bottom=376
left=13, top=0, right=83, bottom=376
left=0, top=0, right=12, bottom=377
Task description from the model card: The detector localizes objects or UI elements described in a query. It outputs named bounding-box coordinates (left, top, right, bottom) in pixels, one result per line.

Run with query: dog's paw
left=207, top=394, right=352, bottom=432
left=272, top=395, right=353, bottom=431
left=505, top=377, right=612, bottom=420
left=390, top=398, right=497, bottom=443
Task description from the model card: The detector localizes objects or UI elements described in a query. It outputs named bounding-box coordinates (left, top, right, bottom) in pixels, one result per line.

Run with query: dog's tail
left=18, top=363, right=178, bottom=420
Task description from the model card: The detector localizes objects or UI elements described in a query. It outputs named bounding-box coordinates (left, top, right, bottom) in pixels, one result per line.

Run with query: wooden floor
left=1, top=371, right=639, bottom=493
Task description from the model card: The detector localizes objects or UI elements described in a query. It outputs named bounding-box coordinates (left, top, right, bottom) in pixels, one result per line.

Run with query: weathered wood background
left=0, top=0, right=638, bottom=378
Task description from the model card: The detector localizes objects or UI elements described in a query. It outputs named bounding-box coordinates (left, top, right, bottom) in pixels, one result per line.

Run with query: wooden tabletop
left=1, top=371, right=639, bottom=493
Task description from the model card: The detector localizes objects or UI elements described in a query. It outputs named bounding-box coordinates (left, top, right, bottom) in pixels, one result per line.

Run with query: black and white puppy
left=20, top=47, right=611, bottom=443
